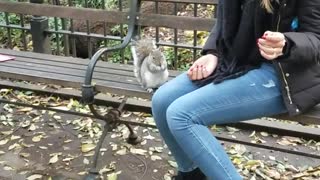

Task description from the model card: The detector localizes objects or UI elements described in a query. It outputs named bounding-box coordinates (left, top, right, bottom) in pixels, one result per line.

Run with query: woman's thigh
left=167, top=63, right=287, bottom=125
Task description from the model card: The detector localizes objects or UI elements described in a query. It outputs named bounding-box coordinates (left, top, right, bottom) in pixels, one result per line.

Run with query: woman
left=152, top=0, right=320, bottom=179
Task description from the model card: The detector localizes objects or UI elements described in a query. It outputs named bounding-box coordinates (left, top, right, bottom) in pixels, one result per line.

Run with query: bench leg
left=85, top=122, right=111, bottom=179
left=125, top=123, right=142, bottom=145
left=85, top=97, right=142, bottom=179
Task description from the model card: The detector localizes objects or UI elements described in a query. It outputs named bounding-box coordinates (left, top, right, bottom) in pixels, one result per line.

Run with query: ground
left=0, top=91, right=319, bottom=180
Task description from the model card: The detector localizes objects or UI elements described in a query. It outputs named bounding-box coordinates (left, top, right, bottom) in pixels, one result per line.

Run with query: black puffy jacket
left=203, top=0, right=320, bottom=116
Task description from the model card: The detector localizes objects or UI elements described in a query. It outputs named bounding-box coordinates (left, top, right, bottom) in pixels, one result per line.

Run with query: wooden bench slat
left=8, top=58, right=137, bottom=78
left=0, top=65, right=152, bottom=98
left=0, top=49, right=182, bottom=77
left=2, top=61, right=138, bottom=85
left=0, top=49, right=134, bottom=71
left=0, top=62, right=165, bottom=99
left=3, top=59, right=172, bottom=86
left=0, top=62, right=142, bottom=88
left=7, top=57, right=178, bottom=81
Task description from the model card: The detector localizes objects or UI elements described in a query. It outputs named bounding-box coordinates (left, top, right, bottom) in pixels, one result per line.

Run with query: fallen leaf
left=130, top=148, right=147, bottom=155
left=249, top=131, right=256, bottom=138
left=83, top=158, right=90, bottom=165
left=19, top=153, right=31, bottom=158
left=3, top=165, right=14, bottom=171
left=107, top=173, right=118, bottom=180
left=28, top=124, right=37, bottom=131
left=265, top=169, right=281, bottom=179
left=107, top=171, right=121, bottom=180
left=151, top=155, right=162, bottom=161
left=78, top=171, right=87, bottom=175
left=39, top=146, right=48, bottom=150
left=99, top=166, right=113, bottom=174
left=168, top=160, right=178, bottom=168
left=32, top=135, right=43, bottom=142
left=81, top=144, right=96, bottom=153
left=10, top=135, right=21, bottom=140
left=8, top=143, right=21, bottom=151
left=226, top=126, right=240, bottom=133
left=269, top=156, right=276, bottom=161
left=21, top=120, right=31, bottom=128
left=64, top=139, right=73, bottom=143
left=21, top=142, right=34, bottom=148
left=0, top=139, right=9, bottom=146
left=49, top=154, right=59, bottom=164
left=164, top=173, right=171, bottom=180
left=62, top=157, right=75, bottom=162
left=100, top=148, right=107, bottom=152
left=1, top=131, right=13, bottom=135
left=26, top=174, right=43, bottom=180
left=115, top=148, right=127, bottom=156
left=17, top=107, right=33, bottom=112
left=52, top=106, right=69, bottom=111
left=143, top=134, right=155, bottom=140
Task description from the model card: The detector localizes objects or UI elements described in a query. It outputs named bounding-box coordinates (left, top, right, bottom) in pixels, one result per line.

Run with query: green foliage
left=0, top=13, right=20, bottom=25
left=110, top=24, right=128, bottom=36
left=164, top=47, right=200, bottom=71
left=0, top=12, right=32, bottom=50
left=73, top=0, right=118, bottom=9
left=99, top=40, right=132, bottom=63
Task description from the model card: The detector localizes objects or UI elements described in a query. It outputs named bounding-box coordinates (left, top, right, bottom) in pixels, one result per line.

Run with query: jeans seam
left=154, top=115, right=197, bottom=172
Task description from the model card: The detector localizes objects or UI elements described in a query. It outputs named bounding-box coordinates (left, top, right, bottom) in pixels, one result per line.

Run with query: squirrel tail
left=131, top=38, right=156, bottom=83
left=130, top=45, right=141, bottom=83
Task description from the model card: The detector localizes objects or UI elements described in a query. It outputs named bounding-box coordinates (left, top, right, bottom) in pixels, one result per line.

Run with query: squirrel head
left=150, top=49, right=166, bottom=67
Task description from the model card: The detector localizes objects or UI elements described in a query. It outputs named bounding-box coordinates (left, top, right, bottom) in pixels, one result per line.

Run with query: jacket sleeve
left=201, top=3, right=222, bottom=56
left=201, top=20, right=220, bottom=55
left=280, top=1, right=320, bottom=64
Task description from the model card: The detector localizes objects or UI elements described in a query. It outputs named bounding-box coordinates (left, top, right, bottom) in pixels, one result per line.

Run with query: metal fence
left=0, top=0, right=217, bottom=70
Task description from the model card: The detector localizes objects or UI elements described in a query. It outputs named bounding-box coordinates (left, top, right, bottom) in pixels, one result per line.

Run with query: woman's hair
left=261, top=0, right=276, bottom=13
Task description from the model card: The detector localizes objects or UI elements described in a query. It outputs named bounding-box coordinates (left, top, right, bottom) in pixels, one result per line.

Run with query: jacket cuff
left=201, top=49, right=219, bottom=56
left=278, top=37, right=292, bottom=59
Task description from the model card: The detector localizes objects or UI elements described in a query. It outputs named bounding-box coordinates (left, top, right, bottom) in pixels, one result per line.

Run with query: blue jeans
left=151, top=63, right=287, bottom=180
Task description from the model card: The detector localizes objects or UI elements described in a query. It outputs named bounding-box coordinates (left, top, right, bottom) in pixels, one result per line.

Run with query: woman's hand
left=187, top=54, right=218, bottom=80
left=258, top=31, right=286, bottom=60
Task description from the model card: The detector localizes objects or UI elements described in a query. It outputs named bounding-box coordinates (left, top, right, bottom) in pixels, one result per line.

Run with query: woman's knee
left=166, top=100, right=191, bottom=132
left=151, top=86, right=169, bottom=113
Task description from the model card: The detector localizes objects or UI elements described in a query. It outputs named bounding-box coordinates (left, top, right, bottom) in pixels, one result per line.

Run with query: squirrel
left=130, top=38, right=169, bottom=93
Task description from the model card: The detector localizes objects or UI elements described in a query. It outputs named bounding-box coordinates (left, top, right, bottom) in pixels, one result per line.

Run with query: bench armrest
left=82, top=0, right=140, bottom=105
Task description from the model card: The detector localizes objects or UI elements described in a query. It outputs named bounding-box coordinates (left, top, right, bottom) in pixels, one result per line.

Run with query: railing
left=0, top=0, right=217, bottom=70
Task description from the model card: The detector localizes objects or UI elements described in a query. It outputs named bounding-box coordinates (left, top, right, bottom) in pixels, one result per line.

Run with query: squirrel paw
left=146, top=88, right=154, bottom=94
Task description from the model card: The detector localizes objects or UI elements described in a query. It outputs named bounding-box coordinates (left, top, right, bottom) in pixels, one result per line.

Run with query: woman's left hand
left=258, top=31, right=286, bottom=60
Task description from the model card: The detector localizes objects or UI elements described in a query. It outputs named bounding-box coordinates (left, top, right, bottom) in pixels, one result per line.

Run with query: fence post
left=30, top=0, right=51, bottom=54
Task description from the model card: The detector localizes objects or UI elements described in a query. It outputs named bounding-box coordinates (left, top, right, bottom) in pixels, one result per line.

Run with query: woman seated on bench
left=152, top=0, right=320, bottom=179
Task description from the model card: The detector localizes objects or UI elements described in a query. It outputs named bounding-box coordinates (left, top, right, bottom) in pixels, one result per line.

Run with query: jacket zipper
left=276, top=0, right=294, bottom=105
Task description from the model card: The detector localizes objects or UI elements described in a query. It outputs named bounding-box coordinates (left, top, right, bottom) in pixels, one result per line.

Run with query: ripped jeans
left=151, top=63, right=287, bottom=180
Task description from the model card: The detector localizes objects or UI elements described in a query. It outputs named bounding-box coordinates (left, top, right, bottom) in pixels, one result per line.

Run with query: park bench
left=0, top=0, right=319, bottom=179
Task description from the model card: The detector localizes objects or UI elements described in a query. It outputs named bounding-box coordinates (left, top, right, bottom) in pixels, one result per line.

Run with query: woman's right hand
left=187, top=54, right=218, bottom=80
